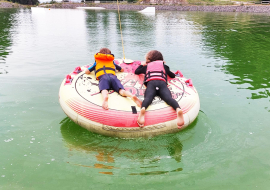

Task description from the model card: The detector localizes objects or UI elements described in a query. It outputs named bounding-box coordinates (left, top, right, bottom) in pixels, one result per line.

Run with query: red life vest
left=145, top=61, right=167, bottom=83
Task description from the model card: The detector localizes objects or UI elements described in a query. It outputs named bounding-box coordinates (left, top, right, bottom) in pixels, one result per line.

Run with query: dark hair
left=99, top=48, right=111, bottom=54
left=145, top=50, right=163, bottom=63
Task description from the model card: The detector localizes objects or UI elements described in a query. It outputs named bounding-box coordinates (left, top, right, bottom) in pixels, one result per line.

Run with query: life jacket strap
left=95, top=67, right=115, bottom=75
left=145, top=70, right=167, bottom=83
left=102, top=66, right=112, bottom=87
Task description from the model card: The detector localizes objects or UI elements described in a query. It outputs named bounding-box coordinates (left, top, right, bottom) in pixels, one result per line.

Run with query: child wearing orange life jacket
left=85, top=48, right=142, bottom=110
left=135, top=50, right=184, bottom=128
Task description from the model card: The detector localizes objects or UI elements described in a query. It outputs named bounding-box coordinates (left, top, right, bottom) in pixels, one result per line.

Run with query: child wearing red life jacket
left=135, top=50, right=184, bottom=128
left=85, top=48, right=142, bottom=110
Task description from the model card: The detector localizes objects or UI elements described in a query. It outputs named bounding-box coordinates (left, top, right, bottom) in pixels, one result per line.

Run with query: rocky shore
left=0, top=1, right=25, bottom=8
left=95, top=4, right=270, bottom=13
left=48, top=3, right=270, bottom=13
left=1, top=1, right=270, bottom=13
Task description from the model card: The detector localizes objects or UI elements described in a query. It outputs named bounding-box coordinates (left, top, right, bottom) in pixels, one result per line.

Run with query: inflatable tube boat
left=59, top=59, right=200, bottom=138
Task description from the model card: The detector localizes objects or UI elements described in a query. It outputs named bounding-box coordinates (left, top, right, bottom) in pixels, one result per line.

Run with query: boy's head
left=99, top=48, right=111, bottom=54
left=145, top=50, right=163, bottom=63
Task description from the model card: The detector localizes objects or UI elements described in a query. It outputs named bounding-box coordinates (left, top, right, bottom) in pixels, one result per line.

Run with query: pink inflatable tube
left=59, top=59, right=200, bottom=138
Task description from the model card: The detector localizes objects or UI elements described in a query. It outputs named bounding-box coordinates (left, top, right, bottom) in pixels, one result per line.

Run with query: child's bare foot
left=102, top=96, right=109, bottom=110
left=137, top=107, right=145, bottom=128
left=132, top=96, right=142, bottom=107
left=176, top=108, right=184, bottom=129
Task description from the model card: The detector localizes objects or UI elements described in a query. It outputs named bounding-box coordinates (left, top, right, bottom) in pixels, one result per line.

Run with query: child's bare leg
left=119, top=89, right=142, bottom=107
left=101, top=90, right=109, bottom=110
left=176, top=108, right=184, bottom=128
left=137, top=107, right=146, bottom=128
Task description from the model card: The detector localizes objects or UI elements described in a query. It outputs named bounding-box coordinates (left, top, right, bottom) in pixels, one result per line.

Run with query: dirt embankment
left=48, top=3, right=270, bottom=13
left=0, top=1, right=25, bottom=8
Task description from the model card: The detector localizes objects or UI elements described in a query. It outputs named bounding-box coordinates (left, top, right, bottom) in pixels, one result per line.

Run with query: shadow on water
left=60, top=116, right=187, bottom=175
left=196, top=12, right=270, bottom=103
left=0, top=9, right=19, bottom=74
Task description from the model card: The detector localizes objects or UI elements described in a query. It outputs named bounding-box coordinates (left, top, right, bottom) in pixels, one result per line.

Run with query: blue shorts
left=98, top=74, right=124, bottom=93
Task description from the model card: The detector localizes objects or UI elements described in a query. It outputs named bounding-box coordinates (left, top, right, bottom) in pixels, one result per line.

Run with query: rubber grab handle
left=174, top=70, right=183, bottom=77
left=65, top=74, right=73, bottom=85
left=73, top=66, right=82, bottom=74
left=185, top=79, right=193, bottom=87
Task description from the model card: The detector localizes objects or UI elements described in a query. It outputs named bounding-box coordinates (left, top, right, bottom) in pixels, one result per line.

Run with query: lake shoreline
left=0, top=1, right=25, bottom=8
left=93, top=4, right=270, bottom=13
left=1, top=1, right=270, bottom=13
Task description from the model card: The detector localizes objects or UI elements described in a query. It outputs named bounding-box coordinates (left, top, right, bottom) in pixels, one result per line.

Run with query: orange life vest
left=94, top=53, right=116, bottom=79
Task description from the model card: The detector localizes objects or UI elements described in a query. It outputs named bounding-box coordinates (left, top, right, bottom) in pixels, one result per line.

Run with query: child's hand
left=120, top=68, right=124, bottom=72
left=85, top=70, right=91, bottom=74
left=141, top=61, right=147, bottom=66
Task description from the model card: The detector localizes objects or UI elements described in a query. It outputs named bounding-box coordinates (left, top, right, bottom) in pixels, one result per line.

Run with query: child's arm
left=114, top=62, right=123, bottom=72
left=85, top=62, right=96, bottom=74
left=135, top=65, right=147, bottom=75
left=164, top=65, right=176, bottom=78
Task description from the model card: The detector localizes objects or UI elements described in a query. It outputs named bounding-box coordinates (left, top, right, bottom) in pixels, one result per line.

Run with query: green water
left=0, top=8, right=270, bottom=189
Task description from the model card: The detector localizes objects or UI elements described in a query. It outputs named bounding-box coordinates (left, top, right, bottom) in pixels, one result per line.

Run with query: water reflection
left=85, top=11, right=115, bottom=49
left=84, top=10, right=156, bottom=57
left=197, top=12, right=270, bottom=100
left=60, top=117, right=184, bottom=175
left=0, top=9, right=18, bottom=74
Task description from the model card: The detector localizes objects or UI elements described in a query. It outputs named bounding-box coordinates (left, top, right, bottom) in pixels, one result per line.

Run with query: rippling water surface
left=0, top=8, right=270, bottom=189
